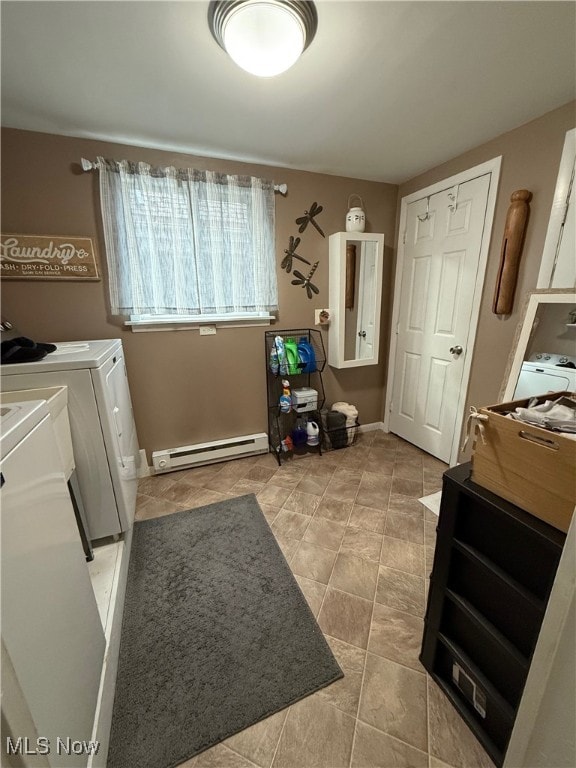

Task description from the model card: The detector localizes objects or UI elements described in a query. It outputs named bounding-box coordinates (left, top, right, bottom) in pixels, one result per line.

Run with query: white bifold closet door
left=389, top=174, right=491, bottom=462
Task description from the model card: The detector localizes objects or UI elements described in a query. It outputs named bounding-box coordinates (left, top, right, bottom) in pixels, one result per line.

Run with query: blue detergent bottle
left=297, top=337, right=317, bottom=373
left=292, top=417, right=308, bottom=447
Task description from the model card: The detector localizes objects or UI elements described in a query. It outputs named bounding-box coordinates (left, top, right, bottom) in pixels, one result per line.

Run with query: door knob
left=450, top=345, right=463, bottom=356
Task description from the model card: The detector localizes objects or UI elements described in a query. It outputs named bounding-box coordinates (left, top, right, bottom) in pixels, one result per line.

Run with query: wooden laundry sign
left=0, top=233, right=100, bottom=280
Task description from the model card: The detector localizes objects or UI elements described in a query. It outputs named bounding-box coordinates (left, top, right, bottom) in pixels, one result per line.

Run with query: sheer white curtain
left=97, top=158, right=278, bottom=316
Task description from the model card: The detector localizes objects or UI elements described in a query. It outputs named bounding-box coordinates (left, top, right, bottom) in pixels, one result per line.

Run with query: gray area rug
left=107, top=494, right=343, bottom=768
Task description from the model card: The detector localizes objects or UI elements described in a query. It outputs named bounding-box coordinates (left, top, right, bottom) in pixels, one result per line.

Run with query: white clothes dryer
left=1, top=339, right=140, bottom=540
left=513, top=352, right=576, bottom=400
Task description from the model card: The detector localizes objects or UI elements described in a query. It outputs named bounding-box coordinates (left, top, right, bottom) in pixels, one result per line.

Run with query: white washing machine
left=1, top=399, right=105, bottom=765
left=1, top=339, right=140, bottom=540
left=513, top=352, right=576, bottom=400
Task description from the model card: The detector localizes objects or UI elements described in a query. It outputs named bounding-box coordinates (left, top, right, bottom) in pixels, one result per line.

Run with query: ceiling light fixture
left=208, top=1, right=318, bottom=78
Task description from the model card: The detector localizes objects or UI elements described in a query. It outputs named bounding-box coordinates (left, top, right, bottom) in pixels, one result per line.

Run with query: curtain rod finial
left=275, top=183, right=288, bottom=196
left=81, top=158, right=94, bottom=171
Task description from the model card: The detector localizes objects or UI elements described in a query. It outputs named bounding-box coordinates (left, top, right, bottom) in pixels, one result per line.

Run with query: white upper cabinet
left=328, top=232, right=384, bottom=368
left=538, top=128, right=576, bottom=289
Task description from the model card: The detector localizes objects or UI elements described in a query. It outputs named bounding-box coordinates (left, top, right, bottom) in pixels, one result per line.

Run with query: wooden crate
left=471, top=392, right=576, bottom=533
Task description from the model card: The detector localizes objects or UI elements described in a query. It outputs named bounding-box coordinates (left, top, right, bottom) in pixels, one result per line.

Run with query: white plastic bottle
left=306, top=420, right=320, bottom=446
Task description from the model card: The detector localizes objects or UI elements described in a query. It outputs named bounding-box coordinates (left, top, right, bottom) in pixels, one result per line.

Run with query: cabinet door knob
left=358, top=330, right=367, bottom=338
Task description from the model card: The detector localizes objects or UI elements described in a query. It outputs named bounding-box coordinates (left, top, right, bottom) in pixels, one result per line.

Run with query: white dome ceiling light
left=209, top=1, right=318, bottom=78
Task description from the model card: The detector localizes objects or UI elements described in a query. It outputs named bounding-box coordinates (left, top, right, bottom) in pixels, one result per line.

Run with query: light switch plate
left=199, top=325, right=217, bottom=336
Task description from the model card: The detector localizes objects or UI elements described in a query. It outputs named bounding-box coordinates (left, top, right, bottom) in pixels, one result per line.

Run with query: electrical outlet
left=199, top=325, right=217, bottom=336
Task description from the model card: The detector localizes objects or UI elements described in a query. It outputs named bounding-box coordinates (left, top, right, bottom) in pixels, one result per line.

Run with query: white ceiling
left=1, top=1, right=575, bottom=183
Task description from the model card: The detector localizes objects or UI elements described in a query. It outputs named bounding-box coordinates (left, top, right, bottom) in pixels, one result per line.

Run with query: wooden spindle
left=492, top=190, right=532, bottom=315
left=345, top=244, right=356, bottom=309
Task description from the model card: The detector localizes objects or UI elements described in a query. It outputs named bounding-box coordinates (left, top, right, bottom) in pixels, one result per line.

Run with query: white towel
left=331, top=402, right=359, bottom=444
left=511, top=396, right=576, bottom=434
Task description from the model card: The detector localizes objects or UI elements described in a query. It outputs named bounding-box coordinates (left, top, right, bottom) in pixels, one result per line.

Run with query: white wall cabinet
left=328, top=232, right=384, bottom=368
left=537, top=128, right=575, bottom=289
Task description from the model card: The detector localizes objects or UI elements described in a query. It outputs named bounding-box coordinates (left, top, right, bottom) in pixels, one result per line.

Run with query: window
left=97, top=158, right=278, bottom=324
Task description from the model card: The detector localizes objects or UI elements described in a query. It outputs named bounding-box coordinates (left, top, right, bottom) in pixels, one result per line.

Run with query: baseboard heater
left=152, top=432, right=269, bottom=473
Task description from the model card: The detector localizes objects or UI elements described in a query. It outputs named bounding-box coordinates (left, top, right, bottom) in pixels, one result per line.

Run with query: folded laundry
left=510, top=395, right=576, bottom=434
left=331, top=401, right=359, bottom=444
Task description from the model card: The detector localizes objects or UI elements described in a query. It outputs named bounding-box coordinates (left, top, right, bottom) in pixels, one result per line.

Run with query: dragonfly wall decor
left=291, top=261, right=320, bottom=299
left=295, top=202, right=325, bottom=238
left=281, top=236, right=310, bottom=273
left=280, top=201, right=325, bottom=298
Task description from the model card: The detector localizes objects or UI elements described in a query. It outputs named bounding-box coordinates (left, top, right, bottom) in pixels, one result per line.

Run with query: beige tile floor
left=135, top=430, right=495, bottom=768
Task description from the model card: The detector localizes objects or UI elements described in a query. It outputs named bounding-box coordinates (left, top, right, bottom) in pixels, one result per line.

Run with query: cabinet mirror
left=501, top=290, right=576, bottom=402
left=328, top=232, right=384, bottom=368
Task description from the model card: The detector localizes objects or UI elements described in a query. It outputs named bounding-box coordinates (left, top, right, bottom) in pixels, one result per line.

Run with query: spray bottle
left=279, top=379, right=292, bottom=413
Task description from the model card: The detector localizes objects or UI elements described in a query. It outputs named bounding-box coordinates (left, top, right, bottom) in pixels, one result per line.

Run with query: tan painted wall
left=528, top=303, right=576, bottom=359
left=0, top=128, right=397, bottom=461
left=396, top=101, right=576, bottom=460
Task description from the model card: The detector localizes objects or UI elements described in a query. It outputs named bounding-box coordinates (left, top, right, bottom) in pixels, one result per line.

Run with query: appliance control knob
left=535, top=354, right=542, bottom=359
left=544, top=355, right=551, bottom=360
left=559, top=356, right=568, bottom=364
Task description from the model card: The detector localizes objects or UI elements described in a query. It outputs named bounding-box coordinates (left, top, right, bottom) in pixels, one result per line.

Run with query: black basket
left=322, top=420, right=360, bottom=451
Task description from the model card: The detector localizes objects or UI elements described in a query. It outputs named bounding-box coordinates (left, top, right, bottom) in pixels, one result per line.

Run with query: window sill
left=125, top=314, right=275, bottom=332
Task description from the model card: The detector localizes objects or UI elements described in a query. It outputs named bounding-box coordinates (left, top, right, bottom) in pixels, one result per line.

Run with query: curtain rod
left=80, top=158, right=287, bottom=195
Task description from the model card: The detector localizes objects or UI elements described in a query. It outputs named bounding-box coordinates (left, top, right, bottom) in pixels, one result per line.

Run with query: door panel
left=447, top=197, right=472, bottom=235
left=408, top=255, right=431, bottom=331
left=415, top=210, right=436, bottom=242
left=425, top=358, right=449, bottom=430
left=399, top=352, right=420, bottom=419
left=436, top=250, right=464, bottom=334
left=390, top=174, right=492, bottom=462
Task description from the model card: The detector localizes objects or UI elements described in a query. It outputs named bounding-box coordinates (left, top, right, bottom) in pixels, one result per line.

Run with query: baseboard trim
left=359, top=421, right=386, bottom=433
